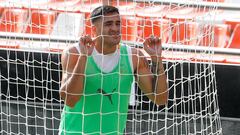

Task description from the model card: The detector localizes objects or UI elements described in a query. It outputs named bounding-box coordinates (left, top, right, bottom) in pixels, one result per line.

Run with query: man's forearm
left=151, top=59, right=168, bottom=105
left=60, top=55, right=87, bottom=107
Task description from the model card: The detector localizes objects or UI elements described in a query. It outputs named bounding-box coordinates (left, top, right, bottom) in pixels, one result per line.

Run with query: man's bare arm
left=135, top=49, right=168, bottom=106
left=59, top=48, right=87, bottom=108
left=150, top=58, right=168, bottom=105
left=60, top=35, right=94, bottom=108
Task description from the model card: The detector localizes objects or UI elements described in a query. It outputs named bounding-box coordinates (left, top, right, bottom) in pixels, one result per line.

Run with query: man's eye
left=104, top=23, right=112, bottom=26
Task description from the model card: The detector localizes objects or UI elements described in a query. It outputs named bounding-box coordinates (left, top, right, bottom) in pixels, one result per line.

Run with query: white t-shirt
left=74, top=44, right=133, bottom=73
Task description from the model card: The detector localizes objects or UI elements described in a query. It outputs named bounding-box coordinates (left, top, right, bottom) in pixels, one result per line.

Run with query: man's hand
left=79, top=35, right=95, bottom=56
left=143, top=35, right=162, bottom=62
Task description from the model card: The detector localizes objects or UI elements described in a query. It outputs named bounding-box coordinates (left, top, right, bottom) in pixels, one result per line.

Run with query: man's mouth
left=112, top=34, right=121, bottom=37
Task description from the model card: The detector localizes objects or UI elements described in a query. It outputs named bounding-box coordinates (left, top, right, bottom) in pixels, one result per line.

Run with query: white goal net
left=0, top=0, right=222, bottom=135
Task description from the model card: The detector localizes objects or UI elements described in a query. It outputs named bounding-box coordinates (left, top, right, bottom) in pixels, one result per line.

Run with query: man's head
left=90, top=5, right=121, bottom=46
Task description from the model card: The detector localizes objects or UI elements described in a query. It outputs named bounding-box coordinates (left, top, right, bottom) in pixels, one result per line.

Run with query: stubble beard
left=102, top=35, right=121, bottom=47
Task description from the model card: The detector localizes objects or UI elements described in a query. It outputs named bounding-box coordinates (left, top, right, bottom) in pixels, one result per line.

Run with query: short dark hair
left=90, top=5, right=119, bottom=24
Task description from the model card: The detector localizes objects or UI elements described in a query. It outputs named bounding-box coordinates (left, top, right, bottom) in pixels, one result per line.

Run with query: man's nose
left=111, top=24, right=120, bottom=31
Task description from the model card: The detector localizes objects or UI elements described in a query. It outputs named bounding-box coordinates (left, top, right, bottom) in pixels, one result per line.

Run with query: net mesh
left=0, top=0, right=223, bottom=135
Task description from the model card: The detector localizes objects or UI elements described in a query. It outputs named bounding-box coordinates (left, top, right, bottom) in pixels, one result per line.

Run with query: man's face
left=94, top=12, right=121, bottom=46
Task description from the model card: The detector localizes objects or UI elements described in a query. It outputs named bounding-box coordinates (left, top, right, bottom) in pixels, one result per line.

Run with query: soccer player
left=59, top=5, right=168, bottom=135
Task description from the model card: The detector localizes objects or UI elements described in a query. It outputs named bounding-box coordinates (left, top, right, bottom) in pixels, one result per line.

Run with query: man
left=59, top=5, right=168, bottom=135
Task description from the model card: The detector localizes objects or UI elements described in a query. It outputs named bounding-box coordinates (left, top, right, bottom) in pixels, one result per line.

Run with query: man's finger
left=143, top=39, right=153, bottom=53
left=82, top=35, right=93, bottom=46
left=150, top=36, right=155, bottom=44
left=80, top=37, right=85, bottom=46
left=85, top=37, right=92, bottom=45
left=156, top=38, right=161, bottom=46
left=92, top=37, right=97, bottom=42
left=143, top=38, right=150, bottom=48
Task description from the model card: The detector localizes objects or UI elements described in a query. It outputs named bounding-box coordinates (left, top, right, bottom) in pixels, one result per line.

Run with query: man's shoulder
left=61, top=44, right=80, bottom=67
left=63, top=44, right=79, bottom=55
left=61, top=44, right=81, bottom=63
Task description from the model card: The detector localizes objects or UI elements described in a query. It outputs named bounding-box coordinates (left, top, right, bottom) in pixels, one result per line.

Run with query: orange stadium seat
left=200, top=24, right=230, bottom=48
left=25, top=10, right=57, bottom=35
left=136, top=6, right=169, bottom=42
left=121, top=16, right=139, bottom=41
left=224, top=18, right=240, bottom=32
left=170, top=21, right=199, bottom=45
left=199, top=25, right=213, bottom=47
left=227, top=24, right=240, bottom=49
left=0, top=8, right=28, bottom=33
left=118, top=4, right=139, bottom=42
left=165, top=8, right=204, bottom=45
left=214, top=24, right=231, bottom=48
left=142, top=18, right=169, bottom=43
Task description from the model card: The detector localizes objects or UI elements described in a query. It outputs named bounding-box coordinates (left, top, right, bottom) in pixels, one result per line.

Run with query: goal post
left=0, top=0, right=223, bottom=134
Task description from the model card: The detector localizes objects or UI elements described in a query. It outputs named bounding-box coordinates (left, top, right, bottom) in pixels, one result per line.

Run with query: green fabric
left=59, top=45, right=133, bottom=135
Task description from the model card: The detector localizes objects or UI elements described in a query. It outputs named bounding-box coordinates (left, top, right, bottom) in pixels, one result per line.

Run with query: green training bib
left=59, top=45, right=133, bottom=135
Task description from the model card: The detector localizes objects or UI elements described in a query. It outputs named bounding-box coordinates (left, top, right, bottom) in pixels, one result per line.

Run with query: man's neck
left=95, top=42, right=118, bottom=55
